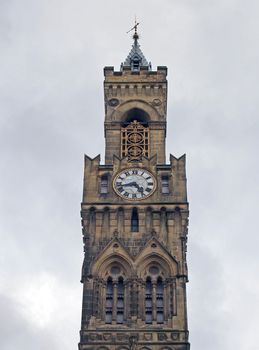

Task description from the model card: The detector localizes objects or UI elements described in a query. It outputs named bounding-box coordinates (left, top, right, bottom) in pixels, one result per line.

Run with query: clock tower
left=79, top=27, right=190, bottom=350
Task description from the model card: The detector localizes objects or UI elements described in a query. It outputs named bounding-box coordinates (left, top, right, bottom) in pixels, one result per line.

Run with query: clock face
left=113, top=168, right=156, bottom=200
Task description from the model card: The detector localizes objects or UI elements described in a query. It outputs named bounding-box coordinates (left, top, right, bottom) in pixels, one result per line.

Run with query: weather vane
left=126, top=17, right=140, bottom=36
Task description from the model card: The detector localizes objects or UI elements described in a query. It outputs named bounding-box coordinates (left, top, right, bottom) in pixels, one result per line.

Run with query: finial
left=151, top=229, right=157, bottom=237
left=126, top=17, right=140, bottom=41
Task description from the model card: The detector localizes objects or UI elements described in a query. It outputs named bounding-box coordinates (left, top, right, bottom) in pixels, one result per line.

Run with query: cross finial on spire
left=122, top=18, right=151, bottom=71
left=126, top=17, right=140, bottom=40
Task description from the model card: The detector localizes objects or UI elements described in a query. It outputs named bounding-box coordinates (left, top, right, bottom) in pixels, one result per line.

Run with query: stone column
left=131, top=279, right=138, bottom=320
left=160, top=208, right=168, bottom=244
left=163, top=280, right=167, bottom=321
left=101, top=208, right=110, bottom=239
left=92, top=280, right=98, bottom=317
left=145, top=207, right=153, bottom=234
left=152, top=281, right=157, bottom=322
left=101, top=281, right=106, bottom=321
left=140, top=282, right=145, bottom=321
left=89, top=208, right=96, bottom=244
left=123, top=283, right=127, bottom=321
left=112, top=281, right=118, bottom=322
left=117, top=207, right=124, bottom=235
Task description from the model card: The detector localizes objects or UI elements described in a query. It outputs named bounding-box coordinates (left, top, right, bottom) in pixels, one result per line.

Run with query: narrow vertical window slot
left=131, top=208, right=139, bottom=232
left=117, top=277, right=124, bottom=323
left=145, top=277, right=152, bottom=324
left=105, top=278, right=113, bottom=323
left=156, top=277, right=164, bottom=323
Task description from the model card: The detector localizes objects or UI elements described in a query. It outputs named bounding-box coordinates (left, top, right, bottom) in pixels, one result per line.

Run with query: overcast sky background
left=0, top=0, right=259, bottom=349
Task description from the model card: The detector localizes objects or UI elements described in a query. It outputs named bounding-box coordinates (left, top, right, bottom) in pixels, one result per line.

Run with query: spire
left=121, top=20, right=152, bottom=71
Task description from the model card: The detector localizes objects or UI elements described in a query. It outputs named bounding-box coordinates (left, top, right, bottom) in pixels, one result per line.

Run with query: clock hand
left=122, top=182, right=144, bottom=193
left=121, top=181, right=137, bottom=187
left=131, top=182, right=144, bottom=193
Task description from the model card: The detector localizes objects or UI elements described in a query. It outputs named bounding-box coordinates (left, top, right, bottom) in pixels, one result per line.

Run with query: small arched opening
left=131, top=208, right=139, bottom=232
left=122, top=108, right=149, bottom=126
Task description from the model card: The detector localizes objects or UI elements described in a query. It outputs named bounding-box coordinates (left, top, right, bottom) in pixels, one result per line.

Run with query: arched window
left=156, top=277, right=164, bottom=323
left=105, top=278, right=113, bottom=323
left=117, top=277, right=124, bottom=323
left=145, top=277, right=152, bottom=323
left=131, top=208, right=139, bottom=232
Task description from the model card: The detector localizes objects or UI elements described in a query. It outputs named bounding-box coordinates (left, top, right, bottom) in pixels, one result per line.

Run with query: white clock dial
left=113, top=168, right=156, bottom=200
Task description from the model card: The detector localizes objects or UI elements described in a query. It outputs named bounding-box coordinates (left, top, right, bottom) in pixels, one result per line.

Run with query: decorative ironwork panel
left=121, top=120, right=149, bottom=161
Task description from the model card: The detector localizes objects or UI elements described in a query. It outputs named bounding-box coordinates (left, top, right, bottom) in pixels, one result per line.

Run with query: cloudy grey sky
left=0, top=0, right=259, bottom=349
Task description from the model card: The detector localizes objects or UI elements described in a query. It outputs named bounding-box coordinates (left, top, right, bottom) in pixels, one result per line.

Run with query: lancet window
left=105, top=276, right=125, bottom=324
left=156, top=277, right=164, bottom=323
left=145, top=277, right=152, bottom=323
left=105, top=278, right=113, bottom=324
left=131, top=208, right=139, bottom=232
left=145, top=276, right=165, bottom=324
left=117, top=277, right=124, bottom=323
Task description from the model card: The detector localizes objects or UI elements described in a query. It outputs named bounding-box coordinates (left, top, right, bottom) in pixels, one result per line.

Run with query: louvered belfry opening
left=105, top=278, right=113, bottom=324
left=145, top=277, right=153, bottom=324
left=117, top=277, right=124, bottom=323
left=156, top=277, right=164, bottom=323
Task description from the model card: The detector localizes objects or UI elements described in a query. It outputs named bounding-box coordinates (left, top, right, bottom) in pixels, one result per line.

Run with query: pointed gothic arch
left=110, top=99, right=162, bottom=123
left=93, top=254, right=133, bottom=280
left=136, top=251, right=177, bottom=279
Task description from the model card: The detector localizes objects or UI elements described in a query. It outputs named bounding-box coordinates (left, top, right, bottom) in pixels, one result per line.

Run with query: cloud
left=0, top=0, right=258, bottom=349
left=0, top=293, right=57, bottom=350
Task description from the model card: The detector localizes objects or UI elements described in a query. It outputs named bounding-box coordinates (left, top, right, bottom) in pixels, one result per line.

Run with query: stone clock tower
left=79, top=27, right=190, bottom=350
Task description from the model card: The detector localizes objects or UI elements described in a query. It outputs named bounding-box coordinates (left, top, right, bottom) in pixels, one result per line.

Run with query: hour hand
left=122, top=181, right=137, bottom=188
left=122, top=182, right=144, bottom=193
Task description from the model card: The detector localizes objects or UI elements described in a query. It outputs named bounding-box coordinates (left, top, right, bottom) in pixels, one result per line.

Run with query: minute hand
left=122, top=182, right=144, bottom=193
